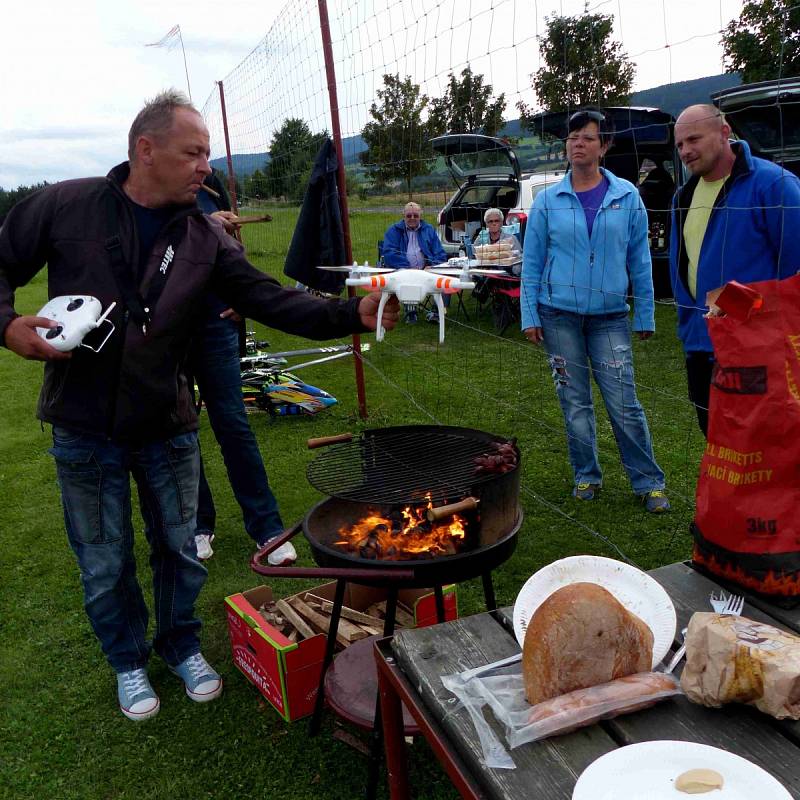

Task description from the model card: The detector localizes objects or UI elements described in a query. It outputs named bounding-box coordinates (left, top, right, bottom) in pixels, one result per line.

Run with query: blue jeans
left=50, top=426, right=206, bottom=673
left=538, top=305, right=665, bottom=494
left=191, top=310, right=283, bottom=546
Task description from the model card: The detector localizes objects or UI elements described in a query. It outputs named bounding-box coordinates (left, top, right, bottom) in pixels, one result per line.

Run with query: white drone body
left=36, top=295, right=117, bottom=352
left=319, top=259, right=504, bottom=343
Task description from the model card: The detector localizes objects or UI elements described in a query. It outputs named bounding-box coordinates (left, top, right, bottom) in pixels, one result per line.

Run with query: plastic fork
left=666, top=592, right=745, bottom=673
left=710, top=591, right=745, bottom=616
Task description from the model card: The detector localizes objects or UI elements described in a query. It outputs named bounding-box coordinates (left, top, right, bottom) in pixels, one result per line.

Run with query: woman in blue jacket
left=521, top=109, right=669, bottom=512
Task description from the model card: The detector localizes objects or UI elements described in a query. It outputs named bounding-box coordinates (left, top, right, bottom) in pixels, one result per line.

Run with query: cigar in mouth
left=199, top=183, right=221, bottom=199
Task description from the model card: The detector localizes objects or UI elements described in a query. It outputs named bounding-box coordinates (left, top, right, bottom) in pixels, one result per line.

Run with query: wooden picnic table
left=374, top=561, right=800, bottom=799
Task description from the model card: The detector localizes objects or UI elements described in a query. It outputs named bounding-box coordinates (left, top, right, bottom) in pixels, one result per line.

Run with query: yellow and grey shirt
left=684, top=176, right=727, bottom=299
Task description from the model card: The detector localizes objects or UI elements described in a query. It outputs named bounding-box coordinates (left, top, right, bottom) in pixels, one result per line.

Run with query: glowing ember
left=334, top=501, right=467, bottom=561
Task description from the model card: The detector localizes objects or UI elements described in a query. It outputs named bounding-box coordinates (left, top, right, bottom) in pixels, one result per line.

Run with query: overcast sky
left=1, top=0, right=743, bottom=189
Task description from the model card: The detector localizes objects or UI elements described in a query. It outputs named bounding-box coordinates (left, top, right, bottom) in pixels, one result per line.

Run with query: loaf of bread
left=522, top=582, right=654, bottom=704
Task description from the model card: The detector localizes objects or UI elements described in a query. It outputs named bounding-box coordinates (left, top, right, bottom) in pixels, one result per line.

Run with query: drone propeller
left=429, top=267, right=508, bottom=277
left=317, top=261, right=392, bottom=274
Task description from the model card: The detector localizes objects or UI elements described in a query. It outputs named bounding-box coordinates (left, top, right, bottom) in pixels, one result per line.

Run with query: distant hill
left=629, top=73, right=741, bottom=117
left=210, top=152, right=270, bottom=176
left=214, top=73, right=743, bottom=177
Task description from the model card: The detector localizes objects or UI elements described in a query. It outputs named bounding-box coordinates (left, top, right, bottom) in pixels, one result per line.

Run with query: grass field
left=0, top=207, right=706, bottom=799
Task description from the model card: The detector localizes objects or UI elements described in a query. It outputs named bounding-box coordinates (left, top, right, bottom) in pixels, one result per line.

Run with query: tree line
left=246, top=1, right=798, bottom=202
left=2, top=1, right=795, bottom=206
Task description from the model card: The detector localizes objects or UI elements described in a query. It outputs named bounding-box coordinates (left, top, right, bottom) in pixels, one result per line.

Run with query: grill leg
left=434, top=584, right=446, bottom=622
left=309, top=577, right=346, bottom=736
left=482, top=571, right=497, bottom=612
left=366, top=587, right=398, bottom=800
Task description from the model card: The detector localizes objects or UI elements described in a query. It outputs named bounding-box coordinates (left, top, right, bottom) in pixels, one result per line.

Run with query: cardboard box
left=225, top=581, right=457, bottom=721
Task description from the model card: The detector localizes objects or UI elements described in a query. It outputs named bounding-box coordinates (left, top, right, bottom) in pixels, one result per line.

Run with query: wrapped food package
left=474, top=241, right=518, bottom=267
left=680, top=611, right=800, bottom=719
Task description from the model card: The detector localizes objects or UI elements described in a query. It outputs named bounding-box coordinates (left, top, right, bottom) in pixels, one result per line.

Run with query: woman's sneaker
left=573, top=482, right=600, bottom=501
left=641, top=490, right=671, bottom=513
left=170, top=653, right=223, bottom=702
left=117, top=668, right=160, bottom=721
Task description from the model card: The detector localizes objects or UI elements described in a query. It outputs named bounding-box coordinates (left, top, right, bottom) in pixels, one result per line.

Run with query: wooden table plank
left=391, top=613, right=618, bottom=800
left=648, top=563, right=800, bottom=744
left=605, top=695, right=800, bottom=796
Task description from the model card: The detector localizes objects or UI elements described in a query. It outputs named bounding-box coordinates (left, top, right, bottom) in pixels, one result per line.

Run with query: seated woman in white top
left=474, top=207, right=522, bottom=275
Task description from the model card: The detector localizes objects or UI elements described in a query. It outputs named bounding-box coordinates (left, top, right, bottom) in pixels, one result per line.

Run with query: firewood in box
left=288, top=596, right=367, bottom=646
left=365, top=601, right=386, bottom=619
left=275, top=599, right=317, bottom=640
left=307, top=597, right=386, bottom=636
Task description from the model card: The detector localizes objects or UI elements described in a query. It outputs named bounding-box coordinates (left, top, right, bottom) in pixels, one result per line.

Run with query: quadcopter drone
left=318, top=259, right=505, bottom=343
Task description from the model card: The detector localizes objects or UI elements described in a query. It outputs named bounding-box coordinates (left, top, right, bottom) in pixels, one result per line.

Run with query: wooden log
left=394, top=606, right=416, bottom=628
left=303, top=592, right=368, bottom=644
left=275, top=599, right=316, bottom=640
left=313, top=597, right=388, bottom=629
left=289, top=596, right=366, bottom=646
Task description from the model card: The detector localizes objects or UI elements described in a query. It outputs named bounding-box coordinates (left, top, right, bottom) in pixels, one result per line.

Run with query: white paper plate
left=572, top=740, right=793, bottom=800
left=513, top=555, right=677, bottom=667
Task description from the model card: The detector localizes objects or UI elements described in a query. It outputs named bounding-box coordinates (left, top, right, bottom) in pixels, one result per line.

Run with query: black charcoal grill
left=250, top=425, right=523, bottom=787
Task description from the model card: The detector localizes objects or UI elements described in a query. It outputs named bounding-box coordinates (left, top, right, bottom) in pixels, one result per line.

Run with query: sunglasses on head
left=569, top=110, right=606, bottom=126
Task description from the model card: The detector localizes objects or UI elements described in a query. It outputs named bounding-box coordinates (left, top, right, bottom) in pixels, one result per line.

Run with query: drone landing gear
left=434, top=294, right=446, bottom=344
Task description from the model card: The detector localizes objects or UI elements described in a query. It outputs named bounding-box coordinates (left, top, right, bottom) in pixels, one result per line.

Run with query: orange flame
left=334, top=498, right=467, bottom=561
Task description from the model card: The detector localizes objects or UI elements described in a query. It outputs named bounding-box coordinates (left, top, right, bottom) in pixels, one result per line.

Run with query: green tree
left=518, top=11, right=635, bottom=125
left=428, top=66, right=506, bottom=136
left=0, top=182, right=50, bottom=219
left=263, top=118, right=326, bottom=202
left=360, top=74, right=432, bottom=198
left=722, top=0, right=800, bottom=83
left=243, top=168, right=268, bottom=201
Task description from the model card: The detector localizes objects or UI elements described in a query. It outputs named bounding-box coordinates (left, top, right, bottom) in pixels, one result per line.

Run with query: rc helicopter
left=318, top=259, right=506, bottom=343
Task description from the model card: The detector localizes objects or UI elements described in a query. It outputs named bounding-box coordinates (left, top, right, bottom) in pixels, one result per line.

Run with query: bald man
left=670, top=104, right=800, bottom=435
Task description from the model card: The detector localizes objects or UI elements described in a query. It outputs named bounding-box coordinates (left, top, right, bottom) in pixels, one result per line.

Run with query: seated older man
left=382, top=202, right=448, bottom=323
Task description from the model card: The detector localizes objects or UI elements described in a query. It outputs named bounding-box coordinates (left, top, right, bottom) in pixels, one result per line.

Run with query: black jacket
left=0, top=163, right=366, bottom=442
left=283, top=138, right=347, bottom=293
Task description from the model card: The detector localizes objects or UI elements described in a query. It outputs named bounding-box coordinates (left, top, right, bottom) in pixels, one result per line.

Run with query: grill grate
left=306, top=426, right=514, bottom=505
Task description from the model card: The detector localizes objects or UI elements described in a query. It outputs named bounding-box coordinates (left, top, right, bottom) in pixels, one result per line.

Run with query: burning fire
left=334, top=499, right=467, bottom=561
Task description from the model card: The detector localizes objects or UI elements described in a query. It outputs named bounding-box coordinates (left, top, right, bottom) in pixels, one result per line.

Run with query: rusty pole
left=217, top=80, right=239, bottom=215
left=317, top=0, right=368, bottom=419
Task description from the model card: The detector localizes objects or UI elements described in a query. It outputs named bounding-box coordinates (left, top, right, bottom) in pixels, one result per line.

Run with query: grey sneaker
left=195, top=532, right=215, bottom=560
left=117, top=668, right=160, bottom=721
left=170, top=653, right=223, bottom=703
left=573, top=482, right=600, bottom=501
left=642, top=490, right=671, bottom=513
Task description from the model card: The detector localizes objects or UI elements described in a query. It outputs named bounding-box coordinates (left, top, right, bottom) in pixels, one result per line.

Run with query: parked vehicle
left=431, top=134, right=563, bottom=256
left=432, top=108, right=680, bottom=299
left=712, top=77, right=800, bottom=177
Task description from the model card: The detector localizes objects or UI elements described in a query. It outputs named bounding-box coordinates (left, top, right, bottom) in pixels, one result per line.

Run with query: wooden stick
left=307, top=432, right=353, bottom=449
left=314, top=597, right=388, bottom=628
left=236, top=214, right=273, bottom=225
left=275, top=599, right=316, bottom=640
left=290, top=596, right=365, bottom=646
left=199, top=183, right=221, bottom=199
left=427, top=496, right=479, bottom=522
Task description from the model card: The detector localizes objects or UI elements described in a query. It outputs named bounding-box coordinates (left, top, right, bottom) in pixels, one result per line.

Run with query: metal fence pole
left=217, top=80, right=239, bottom=215
left=317, top=0, right=369, bottom=419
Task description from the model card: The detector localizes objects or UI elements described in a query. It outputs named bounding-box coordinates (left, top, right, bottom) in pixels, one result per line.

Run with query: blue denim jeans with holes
left=50, top=426, right=206, bottom=673
left=538, top=305, right=665, bottom=495
left=191, top=310, right=284, bottom=546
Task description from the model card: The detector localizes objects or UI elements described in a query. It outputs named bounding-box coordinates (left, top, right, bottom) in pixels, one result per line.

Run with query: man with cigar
left=0, top=89, right=397, bottom=721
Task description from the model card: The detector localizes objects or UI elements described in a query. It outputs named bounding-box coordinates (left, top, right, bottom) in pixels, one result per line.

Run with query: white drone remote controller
left=36, top=295, right=117, bottom=353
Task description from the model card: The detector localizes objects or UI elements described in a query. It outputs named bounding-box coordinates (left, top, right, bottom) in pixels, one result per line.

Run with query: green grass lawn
left=0, top=209, right=705, bottom=799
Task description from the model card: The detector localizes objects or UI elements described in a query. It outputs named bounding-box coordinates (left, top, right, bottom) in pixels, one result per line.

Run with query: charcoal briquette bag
left=693, top=275, right=800, bottom=597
